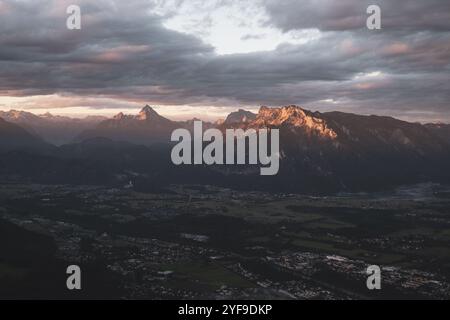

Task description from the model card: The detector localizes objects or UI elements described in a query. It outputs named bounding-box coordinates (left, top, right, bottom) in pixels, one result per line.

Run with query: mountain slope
left=0, top=117, right=53, bottom=153
left=425, top=123, right=450, bottom=145
left=0, top=110, right=106, bottom=145
left=218, top=105, right=450, bottom=192
left=224, top=109, right=256, bottom=125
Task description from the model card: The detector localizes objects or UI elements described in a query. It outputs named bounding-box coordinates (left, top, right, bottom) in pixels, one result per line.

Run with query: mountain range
left=0, top=110, right=106, bottom=145
left=1, top=105, right=449, bottom=193
left=75, top=105, right=180, bottom=145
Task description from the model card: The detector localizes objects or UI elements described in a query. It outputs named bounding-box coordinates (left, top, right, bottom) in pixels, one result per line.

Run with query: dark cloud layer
left=0, top=0, right=449, bottom=122
left=264, top=0, right=450, bottom=32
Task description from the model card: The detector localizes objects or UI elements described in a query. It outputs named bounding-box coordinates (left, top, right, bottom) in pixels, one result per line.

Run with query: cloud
left=0, top=0, right=449, bottom=122
left=263, top=0, right=450, bottom=32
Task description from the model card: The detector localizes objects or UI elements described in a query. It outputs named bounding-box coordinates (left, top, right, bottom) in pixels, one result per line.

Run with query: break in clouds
left=0, top=0, right=450, bottom=122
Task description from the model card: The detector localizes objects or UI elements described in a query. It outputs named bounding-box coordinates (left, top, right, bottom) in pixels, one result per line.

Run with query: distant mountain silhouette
left=0, top=110, right=106, bottom=145
left=76, top=105, right=178, bottom=145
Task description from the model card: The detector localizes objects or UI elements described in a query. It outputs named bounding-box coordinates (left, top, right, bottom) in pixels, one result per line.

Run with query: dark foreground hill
left=0, top=117, right=55, bottom=153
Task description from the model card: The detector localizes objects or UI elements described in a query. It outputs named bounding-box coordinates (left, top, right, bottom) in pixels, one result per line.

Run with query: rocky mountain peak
left=40, top=112, right=54, bottom=118
left=254, top=105, right=338, bottom=139
left=224, top=109, right=257, bottom=124
left=0, top=109, right=42, bottom=123
left=137, top=105, right=159, bottom=120
left=113, top=112, right=126, bottom=120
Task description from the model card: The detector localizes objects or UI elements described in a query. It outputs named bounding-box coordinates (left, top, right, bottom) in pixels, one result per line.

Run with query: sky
left=0, top=0, right=449, bottom=122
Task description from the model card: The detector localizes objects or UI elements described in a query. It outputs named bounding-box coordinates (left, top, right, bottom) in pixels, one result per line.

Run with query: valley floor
left=1, top=183, right=449, bottom=299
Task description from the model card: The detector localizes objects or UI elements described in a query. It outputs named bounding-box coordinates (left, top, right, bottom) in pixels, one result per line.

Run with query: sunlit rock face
left=252, top=105, right=338, bottom=139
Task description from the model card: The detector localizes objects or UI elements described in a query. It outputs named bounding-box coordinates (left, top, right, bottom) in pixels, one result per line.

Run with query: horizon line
left=0, top=104, right=449, bottom=125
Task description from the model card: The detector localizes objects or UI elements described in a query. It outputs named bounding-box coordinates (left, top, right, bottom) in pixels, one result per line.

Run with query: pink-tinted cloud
left=382, top=43, right=411, bottom=56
